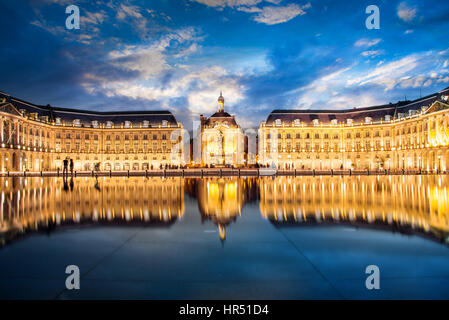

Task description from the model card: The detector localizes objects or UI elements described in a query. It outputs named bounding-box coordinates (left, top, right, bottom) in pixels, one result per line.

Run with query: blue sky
left=0, top=0, right=449, bottom=129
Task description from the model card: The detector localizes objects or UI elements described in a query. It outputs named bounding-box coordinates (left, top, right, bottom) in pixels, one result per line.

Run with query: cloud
left=345, top=49, right=449, bottom=91
left=116, top=4, right=149, bottom=37
left=354, top=38, right=382, bottom=47
left=30, top=19, right=66, bottom=36
left=192, top=0, right=311, bottom=25
left=192, top=0, right=263, bottom=8
left=289, top=46, right=449, bottom=111
left=397, top=2, right=417, bottom=22
left=347, top=55, right=419, bottom=90
left=361, top=50, right=384, bottom=58
left=82, top=10, right=107, bottom=26
left=79, top=27, right=247, bottom=124
left=116, top=3, right=143, bottom=20
left=252, top=3, right=310, bottom=25
left=106, top=27, right=201, bottom=78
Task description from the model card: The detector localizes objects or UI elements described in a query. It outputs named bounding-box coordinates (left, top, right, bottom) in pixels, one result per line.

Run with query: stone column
left=0, top=117, right=3, bottom=144
left=14, top=120, right=19, bottom=145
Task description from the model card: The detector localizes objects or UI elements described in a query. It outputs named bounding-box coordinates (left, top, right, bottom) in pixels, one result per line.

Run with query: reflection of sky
left=1, top=1, right=449, bottom=130
left=1, top=198, right=449, bottom=299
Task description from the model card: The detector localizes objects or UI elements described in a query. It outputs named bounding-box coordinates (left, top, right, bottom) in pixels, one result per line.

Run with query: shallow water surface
left=0, top=175, right=449, bottom=299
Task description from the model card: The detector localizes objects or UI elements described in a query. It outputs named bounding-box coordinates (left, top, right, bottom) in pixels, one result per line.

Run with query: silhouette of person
left=62, top=175, right=69, bottom=192
left=63, top=158, right=68, bottom=177
left=69, top=158, right=74, bottom=176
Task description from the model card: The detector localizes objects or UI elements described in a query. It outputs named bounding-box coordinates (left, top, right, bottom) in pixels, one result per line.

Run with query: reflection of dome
left=197, top=178, right=245, bottom=242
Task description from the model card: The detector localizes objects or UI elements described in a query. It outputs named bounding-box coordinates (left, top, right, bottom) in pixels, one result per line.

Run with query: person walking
left=63, top=158, right=68, bottom=177
left=94, top=162, right=100, bottom=180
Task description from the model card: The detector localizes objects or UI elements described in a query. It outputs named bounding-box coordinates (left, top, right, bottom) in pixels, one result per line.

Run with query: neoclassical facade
left=0, top=92, right=186, bottom=172
left=198, top=93, right=245, bottom=166
left=2, top=87, right=449, bottom=172
left=258, top=88, right=449, bottom=171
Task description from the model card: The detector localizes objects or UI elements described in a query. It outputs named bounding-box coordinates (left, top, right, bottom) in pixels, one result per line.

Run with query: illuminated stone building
left=198, top=93, right=245, bottom=166
left=0, top=92, right=185, bottom=172
left=258, top=87, right=449, bottom=171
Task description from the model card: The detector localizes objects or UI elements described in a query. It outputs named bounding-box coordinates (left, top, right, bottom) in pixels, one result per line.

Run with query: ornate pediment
left=213, top=122, right=230, bottom=129
left=0, top=102, right=23, bottom=117
left=425, top=100, right=449, bottom=114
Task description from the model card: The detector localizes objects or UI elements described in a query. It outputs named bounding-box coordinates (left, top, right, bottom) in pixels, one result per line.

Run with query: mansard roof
left=265, top=87, right=449, bottom=125
left=0, top=92, right=179, bottom=127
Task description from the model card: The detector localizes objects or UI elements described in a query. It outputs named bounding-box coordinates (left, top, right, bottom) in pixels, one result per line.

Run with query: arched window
left=275, top=119, right=281, bottom=127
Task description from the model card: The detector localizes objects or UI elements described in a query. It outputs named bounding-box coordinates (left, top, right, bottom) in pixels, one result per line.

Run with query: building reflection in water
left=0, top=177, right=184, bottom=244
left=259, top=175, right=449, bottom=241
left=187, top=178, right=258, bottom=242
left=1, top=175, right=449, bottom=245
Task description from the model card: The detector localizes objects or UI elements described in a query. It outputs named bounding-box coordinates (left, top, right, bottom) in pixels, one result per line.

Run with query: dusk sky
left=1, top=0, right=449, bottom=129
